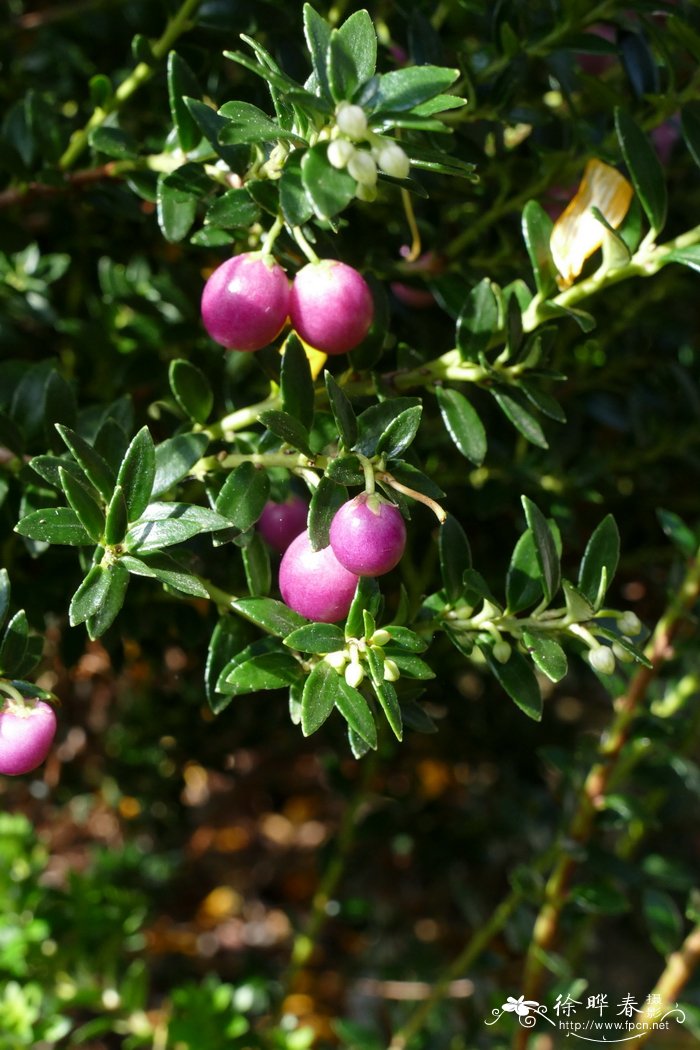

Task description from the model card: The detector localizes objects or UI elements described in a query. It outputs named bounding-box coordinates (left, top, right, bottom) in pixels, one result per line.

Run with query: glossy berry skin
left=330, top=493, right=406, bottom=577
left=279, top=529, right=359, bottom=623
left=0, top=700, right=57, bottom=776
left=257, top=496, right=308, bottom=553
left=201, top=252, right=290, bottom=351
left=289, top=261, right=373, bottom=355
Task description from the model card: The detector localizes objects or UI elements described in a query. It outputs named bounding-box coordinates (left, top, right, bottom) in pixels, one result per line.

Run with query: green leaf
left=215, top=462, right=270, bottom=532
left=326, top=455, right=364, bottom=485
left=336, top=9, right=376, bottom=85
left=578, top=514, right=620, bottom=608
left=354, top=397, right=421, bottom=457
left=383, top=625, right=427, bottom=652
left=681, top=102, right=700, bottom=169
left=435, top=387, right=486, bottom=465
left=93, top=418, right=129, bottom=474
left=439, top=514, right=471, bottom=603
left=30, top=455, right=84, bottom=491
left=285, top=623, right=345, bottom=654
left=536, top=300, right=597, bottom=333
left=169, top=360, right=214, bottom=424
left=482, top=642, right=543, bottom=721
left=522, top=631, right=568, bottom=683
left=522, top=496, right=560, bottom=603
left=302, top=660, right=340, bottom=736
left=69, top=565, right=114, bottom=626
left=562, top=579, right=595, bottom=622
left=615, top=107, right=667, bottom=236
left=156, top=171, right=197, bottom=243
left=152, top=433, right=209, bottom=498
left=657, top=508, right=697, bottom=557
left=345, top=577, right=379, bottom=639
left=231, top=596, right=306, bottom=636
left=0, top=610, right=29, bottom=675
left=279, top=152, right=314, bottom=226
left=456, top=278, right=498, bottom=360
left=259, top=409, right=313, bottom=456
left=384, top=650, right=435, bottom=680
left=206, top=616, right=250, bottom=711
left=663, top=246, right=700, bottom=275
left=120, top=552, right=209, bottom=598
left=183, top=97, right=244, bottom=166
left=219, top=101, right=303, bottom=145
left=167, top=51, right=202, bottom=152
left=506, top=530, right=543, bottom=613
left=595, top=627, right=651, bottom=668
left=328, top=31, right=360, bottom=102
left=376, top=405, right=422, bottom=459
left=371, top=65, right=459, bottom=114
left=303, top=3, right=332, bottom=101
left=124, top=502, right=232, bottom=553
left=223, top=651, right=301, bottom=694
left=116, top=427, right=156, bottom=521
left=56, top=424, right=115, bottom=501
left=301, top=143, right=357, bottom=221
left=308, top=476, right=347, bottom=551
left=384, top=461, right=445, bottom=501
left=59, top=468, right=104, bottom=544
left=367, top=647, right=403, bottom=739
left=324, top=371, right=357, bottom=448
left=522, top=200, right=557, bottom=296
left=643, top=889, right=683, bottom=955
left=334, top=678, right=377, bottom=748
left=15, top=507, right=93, bottom=546
left=104, top=484, right=129, bottom=545
left=281, top=334, right=315, bottom=430
left=205, top=188, right=261, bottom=229
left=88, top=126, right=138, bottom=159
left=242, top=532, right=271, bottom=597
left=85, top=562, right=129, bottom=639
left=492, top=390, right=548, bottom=449
left=0, top=570, right=10, bottom=635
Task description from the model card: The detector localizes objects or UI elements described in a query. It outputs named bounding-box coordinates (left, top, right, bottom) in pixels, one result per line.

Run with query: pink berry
left=0, top=699, right=57, bottom=776
left=329, top=493, right=406, bottom=577
left=279, top=529, right=359, bottom=623
left=201, top=252, right=291, bottom=351
left=257, top=496, right=308, bottom=553
left=289, top=261, right=374, bottom=355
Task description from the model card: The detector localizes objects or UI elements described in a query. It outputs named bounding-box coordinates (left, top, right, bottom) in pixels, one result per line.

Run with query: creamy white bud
left=588, top=646, right=616, bottom=675
left=348, top=150, right=377, bottom=186
left=345, top=661, right=365, bottom=689
left=355, top=181, right=377, bottom=202
left=374, top=141, right=410, bottom=179
left=383, top=659, right=400, bottom=682
left=619, top=611, right=642, bottom=636
left=371, top=629, right=392, bottom=646
left=612, top=640, right=634, bottom=663
left=327, top=139, right=355, bottom=170
left=493, top=640, right=512, bottom=664
left=325, top=650, right=348, bottom=670
left=336, top=103, right=368, bottom=140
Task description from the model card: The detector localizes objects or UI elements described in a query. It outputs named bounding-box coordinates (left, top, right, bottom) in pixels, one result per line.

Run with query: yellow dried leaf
left=550, top=159, right=633, bottom=288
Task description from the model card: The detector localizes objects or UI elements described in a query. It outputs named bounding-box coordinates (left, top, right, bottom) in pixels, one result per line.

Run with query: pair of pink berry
left=259, top=492, right=406, bottom=623
left=0, top=699, right=57, bottom=776
left=201, top=252, right=374, bottom=355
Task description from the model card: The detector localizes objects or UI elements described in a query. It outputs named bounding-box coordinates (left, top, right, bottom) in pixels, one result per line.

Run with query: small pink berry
left=0, top=699, right=57, bottom=776
left=257, top=496, right=308, bottom=553
left=201, top=252, right=290, bottom=351
left=329, top=493, right=406, bottom=577
left=279, top=529, right=359, bottom=623
left=289, top=261, right=374, bottom=355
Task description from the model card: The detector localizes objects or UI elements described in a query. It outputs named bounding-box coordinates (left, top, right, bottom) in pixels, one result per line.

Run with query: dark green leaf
left=522, top=200, right=557, bottom=296
left=383, top=625, right=427, bottom=652
left=456, top=278, right=498, bottom=360
left=663, top=246, right=700, bottom=275
left=562, top=579, right=595, bottom=623
left=301, top=143, right=357, bottom=221
left=620, top=30, right=660, bottom=99
left=302, top=660, right=340, bottom=736
left=334, top=678, right=377, bottom=748
left=522, top=631, right=568, bottom=683
left=595, top=627, right=651, bottom=667
left=371, top=65, right=459, bottom=114
left=328, top=31, right=360, bottom=101
left=325, top=371, right=358, bottom=448
left=367, top=647, right=403, bottom=739
left=0, top=570, right=10, bottom=635
left=336, top=9, right=376, bottom=85
left=94, top=418, right=130, bottom=474
left=482, top=642, right=543, bottom=721
left=435, top=387, right=486, bottom=465
left=308, top=476, right=347, bottom=551
left=69, top=565, right=114, bottom=626
left=153, top=433, right=209, bottom=498
left=169, top=360, right=213, bottom=425
left=88, top=126, right=138, bottom=159
left=206, top=616, right=250, bottom=711
left=15, top=507, right=93, bottom=546
left=384, top=461, right=444, bottom=501
left=303, top=3, right=332, bottom=101
left=681, top=102, right=700, bottom=169
left=522, top=496, right=560, bottom=603
left=520, top=382, right=566, bottom=424
left=215, top=462, right=270, bottom=532
left=376, top=405, right=422, bottom=459
left=492, top=390, right=549, bottom=449
left=183, top=97, right=245, bottom=166
left=85, top=563, right=129, bottom=639
left=205, top=188, right=261, bottom=229
left=439, top=514, right=471, bottom=603
left=242, top=532, right=271, bottom=596
left=167, top=51, right=202, bottom=152
left=643, top=889, right=683, bottom=955
left=615, top=107, right=667, bottom=236
left=218, top=101, right=303, bottom=145
left=536, top=300, right=597, bottom=333
left=125, top=502, right=232, bottom=553
left=120, top=552, right=209, bottom=598
left=572, top=882, right=630, bottom=916
left=578, top=514, right=620, bottom=608
left=507, top=530, right=543, bottom=613
left=345, top=577, right=379, bottom=639
left=259, top=410, right=312, bottom=456
left=56, top=424, right=115, bottom=501
left=223, top=651, right=301, bottom=694
left=325, top=455, right=364, bottom=485
left=104, top=485, right=129, bottom=545
left=657, top=508, right=697, bottom=557
left=231, top=596, right=307, bottom=636
left=281, top=334, right=315, bottom=430
left=59, top=468, right=104, bottom=543
left=0, top=610, right=28, bottom=675
left=30, top=455, right=84, bottom=491
left=384, top=650, right=435, bottom=680
left=354, top=397, right=421, bottom=456
left=156, top=171, right=197, bottom=243
left=285, top=623, right=345, bottom=654
left=116, top=427, right=155, bottom=521
left=279, top=152, right=314, bottom=226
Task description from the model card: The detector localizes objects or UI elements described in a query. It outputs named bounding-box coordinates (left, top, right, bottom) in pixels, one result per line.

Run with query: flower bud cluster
left=323, top=628, right=400, bottom=690
left=330, top=102, right=411, bottom=202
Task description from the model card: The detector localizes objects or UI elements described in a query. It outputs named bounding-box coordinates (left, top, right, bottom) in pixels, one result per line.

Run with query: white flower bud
left=371, top=629, right=391, bottom=646
left=354, top=181, right=377, bottom=203
left=345, top=661, right=365, bottom=689
left=327, top=139, right=355, bottom=170
left=588, top=646, right=616, bottom=675
left=348, top=149, right=377, bottom=187
left=325, top=650, right=348, bottom=671
left=383, top=659, right=400, bottom=682
left=619, top=611, right=642, bottom=636
left=335, top=103, right=368, bottom=140
left=374, top=141, right=410, bottom=180
left=493, top=640, right=512, bottom=664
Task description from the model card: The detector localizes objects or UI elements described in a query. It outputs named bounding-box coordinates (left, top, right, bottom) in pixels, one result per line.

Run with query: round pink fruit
left=201, top=252, right=290, bottom=351
left=257, top=496, right=308, bottom=553
left=0, top=699, right=57, bottom=776
left=289, top=261, right=374, bottom=355
left=330, top=493, right=406, bottom=577
left=279, top=529, right=359, bottom=622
